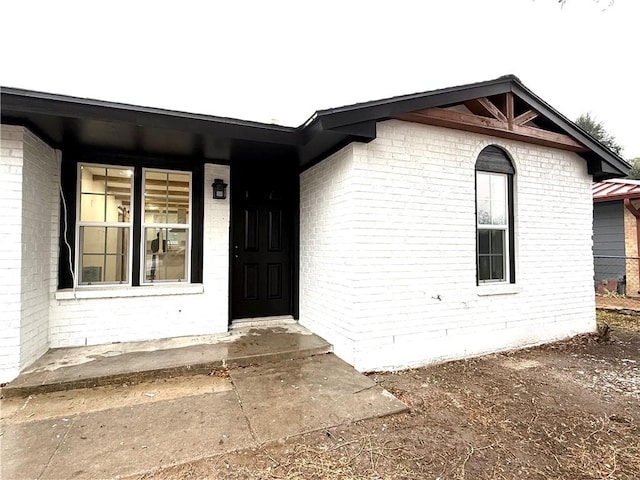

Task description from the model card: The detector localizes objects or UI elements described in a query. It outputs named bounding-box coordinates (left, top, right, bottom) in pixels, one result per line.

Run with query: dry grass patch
left=138, top=326, right=640, bottom=480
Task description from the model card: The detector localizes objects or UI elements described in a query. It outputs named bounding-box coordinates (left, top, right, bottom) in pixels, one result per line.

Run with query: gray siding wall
left=593, top=201, right=625, bottom=282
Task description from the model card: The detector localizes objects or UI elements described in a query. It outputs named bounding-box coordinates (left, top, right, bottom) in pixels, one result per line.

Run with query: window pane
left=80, top=193, right=106, bottom=222
left=144, top=171, right=190, bottom=225
left=80, top=254, right=128, bottom=284
left=477, top=199, right=491, bottom=225
left=80, top=166, right=106, bottom=194
left=106, top=227, right=129, bottom=254
left=490, top=230, right=504, bottom=255
left=79, top=227, right=129, bottom=284
left=491, top=200, right=506, bottom=225
left=477, top=174, right=490, bottom=200
left=144, top=228, right=187, bottom=282
left=490, top=174, right=506, bottom=198
left=478, top=256, right=490, bottom=281
left=80, top=166, right=132, bottom=222
left=491, top=254, right=505, bottom=280
left=478, top=230, right=490, bottom=254
left=477, top=172, right=508, bottom=226
left=82, top=226, right=106, bottom=254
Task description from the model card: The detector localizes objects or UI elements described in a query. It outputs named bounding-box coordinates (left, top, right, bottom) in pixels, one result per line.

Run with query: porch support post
left=623, top=198, right=640, bottom=295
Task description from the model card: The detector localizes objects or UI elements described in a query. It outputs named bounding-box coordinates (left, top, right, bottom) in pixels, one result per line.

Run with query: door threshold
left=231, top=315, right=296, bottom=329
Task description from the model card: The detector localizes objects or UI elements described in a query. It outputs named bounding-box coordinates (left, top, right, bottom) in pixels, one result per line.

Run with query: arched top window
left=475, top=145, right=515, bottom=175
left=475, top=146, right=515, bottom=284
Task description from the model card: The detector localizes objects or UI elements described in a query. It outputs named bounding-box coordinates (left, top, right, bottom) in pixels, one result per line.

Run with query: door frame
left=228, top=161, right=299, bottom=324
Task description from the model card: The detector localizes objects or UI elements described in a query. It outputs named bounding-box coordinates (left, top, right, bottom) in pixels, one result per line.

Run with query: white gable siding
left=300, top=120, right=595, bottom=372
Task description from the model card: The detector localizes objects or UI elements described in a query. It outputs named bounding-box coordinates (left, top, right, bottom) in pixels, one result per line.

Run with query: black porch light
left=212, top=178, right=228, bottom=199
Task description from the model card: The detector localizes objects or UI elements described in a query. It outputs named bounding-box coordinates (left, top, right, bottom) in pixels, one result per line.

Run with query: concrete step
left=1, top=323, right=332, bottom=398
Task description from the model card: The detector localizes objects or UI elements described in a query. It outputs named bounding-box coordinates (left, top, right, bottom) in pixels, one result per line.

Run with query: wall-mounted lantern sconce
left=212, top=179, right=228, bottom=200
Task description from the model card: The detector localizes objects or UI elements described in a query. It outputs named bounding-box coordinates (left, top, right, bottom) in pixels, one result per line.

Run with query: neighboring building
left=592, top=179, right=640, bottom=296
left=0, top=75, right=628, bottom=382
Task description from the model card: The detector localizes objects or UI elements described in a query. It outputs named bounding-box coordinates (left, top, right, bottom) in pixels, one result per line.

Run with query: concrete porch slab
left=232, top=354, right=408, bottom=444
left=1, top=321, right=331, bottom=398
left=0, top=354, right=408, bottom=479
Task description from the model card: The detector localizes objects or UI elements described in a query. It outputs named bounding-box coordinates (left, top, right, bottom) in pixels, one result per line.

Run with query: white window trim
left=476, top=284, right=522, bottom=296
left=75, top=163, right=134, bottom=287
left=140, top=168, right=193, bottom=285
left=477, top=171, right=510, bottom=285
left=55, top=283, right=204, bottom=300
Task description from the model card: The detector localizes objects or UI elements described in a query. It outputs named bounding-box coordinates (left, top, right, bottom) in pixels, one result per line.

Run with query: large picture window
left=75, top=163, right=192, bottom=287
left=475, top=146, right=515, bottom=284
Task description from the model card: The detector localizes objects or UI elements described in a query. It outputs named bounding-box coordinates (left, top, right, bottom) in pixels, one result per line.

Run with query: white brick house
left=0, top=76, right=628, bottom=382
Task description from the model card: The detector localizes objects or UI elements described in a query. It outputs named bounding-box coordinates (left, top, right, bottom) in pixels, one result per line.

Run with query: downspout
left=623, top=198, right=640, bottom=294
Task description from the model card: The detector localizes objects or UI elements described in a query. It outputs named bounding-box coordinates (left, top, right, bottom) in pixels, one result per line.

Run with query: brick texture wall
left=0, top=125, right=25, bottom=381
left=0, top=126, right=58, bottom=382
left=300, top=120, right=596, bottom=372
left=300, top=146, right=358, bottom=363
left=21, top=129, right=59, bottom=368
left=623, top=202, right=640, bottom=296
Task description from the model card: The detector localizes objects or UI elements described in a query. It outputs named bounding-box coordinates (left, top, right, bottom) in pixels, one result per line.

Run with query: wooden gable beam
left=395, top=107, right=587, bottom=152
left=513, top=109, right=539, bottom=126
left=505, top=92, right=514, bottom=130
left=464, top=97, right=507, bottom=122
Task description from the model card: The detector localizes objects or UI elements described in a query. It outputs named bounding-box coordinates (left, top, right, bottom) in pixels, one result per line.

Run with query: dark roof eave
left=509, top=82, right=629, bottom=177
left=307, top=75, right=628, bottom=178
left=0, top=87, right=302, bottom=147
left=1, top=76, right=631, bottom=177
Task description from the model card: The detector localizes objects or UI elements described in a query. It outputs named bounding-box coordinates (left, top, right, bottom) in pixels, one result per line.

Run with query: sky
left=2, top=0, right=638, bottom=159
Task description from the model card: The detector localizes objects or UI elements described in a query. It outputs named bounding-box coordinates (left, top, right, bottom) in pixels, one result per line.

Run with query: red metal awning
left=593, top=179, right=640, bottom=203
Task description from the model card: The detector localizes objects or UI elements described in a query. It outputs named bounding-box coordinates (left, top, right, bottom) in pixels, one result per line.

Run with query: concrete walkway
left=2, top=320, right=333, bottom=397
left=0, top=322, right=407, bottom=479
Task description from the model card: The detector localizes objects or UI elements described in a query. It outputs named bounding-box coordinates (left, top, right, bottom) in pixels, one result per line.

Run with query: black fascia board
left=509, top=82, right=630, bottom=176
left=310, top=76, right=514, bottom=130
left=0, top=87, right=302, bottom=147
left=308, top=75, right=629, bottom=178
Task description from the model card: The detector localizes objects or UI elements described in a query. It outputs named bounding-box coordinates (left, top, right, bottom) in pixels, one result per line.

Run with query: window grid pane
left=477, top=172, right=507, bottom=227
left=142, top=169, right=191, bottom=284
left=77, top=165, right=133, bottom=285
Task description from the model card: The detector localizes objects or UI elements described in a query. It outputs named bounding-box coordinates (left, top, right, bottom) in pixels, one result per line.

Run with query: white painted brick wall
left=300, top=120, right=595, bottom=372
left=20, top=130, right=59, bottom=369
left=0, top=125, right=24, bottom=382
left=299, top=146, right=358, bottom=363
left=48, top=163, right=230, bottom=348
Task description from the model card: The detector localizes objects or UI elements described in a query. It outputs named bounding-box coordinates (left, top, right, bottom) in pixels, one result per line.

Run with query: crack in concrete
left=37, top=417, right=75, bottom=480
left=227, top=368, right=261, bottom=446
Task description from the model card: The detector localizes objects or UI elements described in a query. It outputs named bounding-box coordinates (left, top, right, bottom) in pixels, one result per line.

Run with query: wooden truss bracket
left=395, top=93, right=586, bottom=152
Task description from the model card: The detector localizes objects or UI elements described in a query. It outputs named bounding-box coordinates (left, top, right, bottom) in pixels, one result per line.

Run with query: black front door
left=231, top=164, right=295, bottom=319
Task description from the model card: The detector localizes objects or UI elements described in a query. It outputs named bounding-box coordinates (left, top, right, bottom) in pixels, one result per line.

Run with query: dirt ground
left=137, top=311, right=640, bottom=480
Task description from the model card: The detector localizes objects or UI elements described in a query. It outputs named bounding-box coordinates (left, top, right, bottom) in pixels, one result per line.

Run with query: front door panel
left=232, top=168, right=293, bottom=319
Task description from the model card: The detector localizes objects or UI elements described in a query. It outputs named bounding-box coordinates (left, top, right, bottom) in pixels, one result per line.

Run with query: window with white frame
left=142, top=169, right=191, bottom=283
left=475, top=146, right=515, bottom=284
left=75, top=164, right=192, bottom=286
left=77, top=165, right=133, bottom=285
